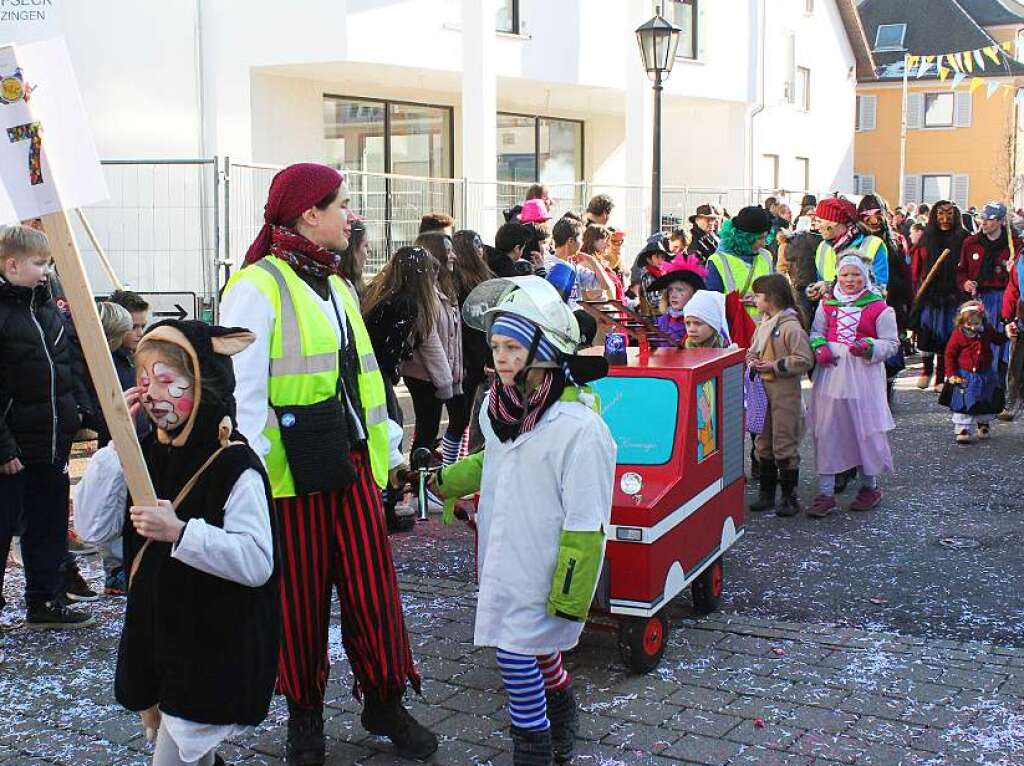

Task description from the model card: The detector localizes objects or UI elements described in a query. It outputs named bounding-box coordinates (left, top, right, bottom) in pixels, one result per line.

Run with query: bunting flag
left=987, top=81, right=1002, bottom=98
left=916, top=59, right=932, bottom=78
left=937, top=64, right=950, bottom=81
left=974, top=49, right=986, bottom=70
left=963, top=51, right=974, bottom=73
left=906, top=54, right=920, bottom=70
left=947, top=53, right=961, bottom=72
left=970, top=76, right=984, bottom=93
left=951, top=72, right=967, bottom=89
left=1005, top=41, right=1015, bottom=51
left=984, top=46, right=1001, bottom=65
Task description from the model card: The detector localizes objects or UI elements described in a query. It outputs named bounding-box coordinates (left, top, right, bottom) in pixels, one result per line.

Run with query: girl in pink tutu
left=807, top=255, right=899, bottom=517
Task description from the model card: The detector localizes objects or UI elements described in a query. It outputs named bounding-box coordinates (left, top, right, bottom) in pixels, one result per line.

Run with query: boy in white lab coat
left=432, top=277, right=616, bottom=766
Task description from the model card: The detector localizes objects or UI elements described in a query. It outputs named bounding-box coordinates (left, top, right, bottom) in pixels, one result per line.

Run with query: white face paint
left=138, top=359, right=195, bottom=430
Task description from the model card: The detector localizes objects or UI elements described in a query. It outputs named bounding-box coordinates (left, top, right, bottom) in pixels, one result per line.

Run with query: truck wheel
left=617, top=614, right=669, bottom=674
left=692, top=557, right=723, bottom=615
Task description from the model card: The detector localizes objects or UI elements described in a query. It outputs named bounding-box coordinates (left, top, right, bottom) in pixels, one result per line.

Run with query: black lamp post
left=636, top=9, right=681, bottom=234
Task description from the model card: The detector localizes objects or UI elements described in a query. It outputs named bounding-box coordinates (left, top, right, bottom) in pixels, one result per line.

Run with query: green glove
left=546, top=529, right=605, bottom=621
left=437, top=451, right=484, bottom=525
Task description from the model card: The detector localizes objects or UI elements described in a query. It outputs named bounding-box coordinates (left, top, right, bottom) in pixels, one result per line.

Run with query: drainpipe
left=193, top=0, right=207, bottom=158
left=746, top=0, right=766, bottom=200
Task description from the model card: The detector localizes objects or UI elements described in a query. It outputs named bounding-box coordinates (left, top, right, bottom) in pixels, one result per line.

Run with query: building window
left=323, top=95, right=454, bottom=255
left=874, top=23, right=907, bottom=52
left=497, top=113, right=583, bottom=184
left=667, top=0, right=698, bottom=60
left=856, top=95, right=877, bottom=131
left=924, top=93, right=954, bottom=128
left=922, top=174, right=953, bottom=202
left=496, top=0, right=519, bottom=34
left=762, top=154, right=780, bottom=189
left=796, top=157, right=810, bottom=191
left=796, top=67, right=811, bottom=111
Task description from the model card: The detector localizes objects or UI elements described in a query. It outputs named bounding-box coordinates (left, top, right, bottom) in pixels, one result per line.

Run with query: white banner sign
left=0, top=36, right=106, bottom=224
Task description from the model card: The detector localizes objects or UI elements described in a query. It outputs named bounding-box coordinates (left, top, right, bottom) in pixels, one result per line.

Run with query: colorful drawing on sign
left=696, top=378, right=717, bottom=462
left=0, top=68, right=33, bottom=104
left=8, top=122, right=43, bottom=185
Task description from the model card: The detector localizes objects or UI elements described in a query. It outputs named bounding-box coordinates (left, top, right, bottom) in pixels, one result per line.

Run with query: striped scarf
left=487, top=369, right=564, bottom=442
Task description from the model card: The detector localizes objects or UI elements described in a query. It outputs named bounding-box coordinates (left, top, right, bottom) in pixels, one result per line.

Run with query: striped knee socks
left=496, top=649, right=549, bottom=731
left=537, top=652, right=570, bottom=692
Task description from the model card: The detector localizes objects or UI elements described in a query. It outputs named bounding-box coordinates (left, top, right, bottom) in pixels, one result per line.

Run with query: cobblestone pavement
left=3, top=363, right=1024, bottom=764
left=5, top=564, right=1024, bottom=765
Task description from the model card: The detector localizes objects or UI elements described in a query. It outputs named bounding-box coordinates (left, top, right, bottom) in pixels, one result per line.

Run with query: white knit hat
left=683, top=290, right=731, bottom=345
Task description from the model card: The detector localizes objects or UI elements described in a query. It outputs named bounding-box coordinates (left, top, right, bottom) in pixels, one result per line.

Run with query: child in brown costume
left=746, top=274, right=814, bottom=516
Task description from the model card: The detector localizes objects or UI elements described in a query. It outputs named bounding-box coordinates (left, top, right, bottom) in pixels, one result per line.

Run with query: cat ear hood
left=137, top=320, right=254, bottom=447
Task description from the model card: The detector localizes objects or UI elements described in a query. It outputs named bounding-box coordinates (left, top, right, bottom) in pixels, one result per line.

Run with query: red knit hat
left=813, top=197, right=858, bottom=225
left=244, top=163, right=345, bottom=265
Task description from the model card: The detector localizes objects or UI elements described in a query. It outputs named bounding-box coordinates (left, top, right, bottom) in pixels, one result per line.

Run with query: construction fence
left=75, top=156, right=802, bottom=317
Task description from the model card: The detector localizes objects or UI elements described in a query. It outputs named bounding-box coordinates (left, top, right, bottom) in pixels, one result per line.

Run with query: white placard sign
left=0, top=37, right=106, bottom=224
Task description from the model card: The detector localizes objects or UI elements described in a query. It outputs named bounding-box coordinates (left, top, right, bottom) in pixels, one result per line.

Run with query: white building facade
left=4, top=0, right=870, bottom=296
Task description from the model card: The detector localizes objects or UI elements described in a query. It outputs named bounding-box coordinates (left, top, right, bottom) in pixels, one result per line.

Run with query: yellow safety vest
left=708, top=250, right=773, bottom=318
left=223, top=256, right=390, bottom=497
left=815, top=235, right=883, bottom=282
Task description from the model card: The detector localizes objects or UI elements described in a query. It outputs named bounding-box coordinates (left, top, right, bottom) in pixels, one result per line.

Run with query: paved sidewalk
left=4, top=565, right=1024, bottom=765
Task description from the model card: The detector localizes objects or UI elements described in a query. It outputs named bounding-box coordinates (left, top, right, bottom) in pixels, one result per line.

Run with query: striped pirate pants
left=275, top=449, right=420, bottom=707
left=495, top=649, right=572, bottom=731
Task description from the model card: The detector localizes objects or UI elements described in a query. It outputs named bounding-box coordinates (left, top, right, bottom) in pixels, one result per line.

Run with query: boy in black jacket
left=0, top=224, right=93, bottom=628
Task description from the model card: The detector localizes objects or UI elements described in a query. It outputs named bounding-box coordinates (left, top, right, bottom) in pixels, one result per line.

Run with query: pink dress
left=808, top=294, right=898, bottom=476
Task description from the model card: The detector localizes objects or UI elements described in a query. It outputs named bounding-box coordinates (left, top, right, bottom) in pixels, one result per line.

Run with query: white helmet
left=463, top=276, right=581, bottom=354
left=463, top=276, right=609, bottom=384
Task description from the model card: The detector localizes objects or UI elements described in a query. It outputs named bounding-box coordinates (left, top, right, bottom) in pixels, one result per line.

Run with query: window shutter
left=862, top=95, right=877, bottom=130
left=861, top=174, right=876, bottom=194
left=903, top=174, right=921, bottom=203
left=907, top=92, right=924, bottom=129
left=954, top=91, right=973, bottom=127
left=952, top=174, right=970, bottom=209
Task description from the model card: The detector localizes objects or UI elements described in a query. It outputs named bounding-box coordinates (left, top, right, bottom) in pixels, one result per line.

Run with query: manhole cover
left=939, top=536, right=982, bottom=549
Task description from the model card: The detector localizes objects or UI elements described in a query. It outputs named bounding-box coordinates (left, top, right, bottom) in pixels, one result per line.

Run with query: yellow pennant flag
left=938, top=64, right=950, bottom=81
left=970, top=76, right=984, bottom=93
left=984, top=46, right=1001, bottom=65
left=948, top=53, right=961, bottom=72
left=907, top=54, right=920, bottom=70
left=963, top=52, right=974, bottom=72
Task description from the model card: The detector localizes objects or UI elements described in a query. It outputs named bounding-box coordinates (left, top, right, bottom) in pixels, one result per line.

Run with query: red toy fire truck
left=582, top=301, right=747, bottom=673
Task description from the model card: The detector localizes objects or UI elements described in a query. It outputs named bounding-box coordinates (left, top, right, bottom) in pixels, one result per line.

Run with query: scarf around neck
left=488, top=369, right=565, bottom=443
left=749, top=308, right=796, bottom=355
left=979, top=229, right=1008, bottom=283
left=270, top=225, right=344, bottom=279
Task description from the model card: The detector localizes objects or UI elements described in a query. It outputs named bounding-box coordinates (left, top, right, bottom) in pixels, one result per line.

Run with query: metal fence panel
left=74, top=160, right=218, bottom=302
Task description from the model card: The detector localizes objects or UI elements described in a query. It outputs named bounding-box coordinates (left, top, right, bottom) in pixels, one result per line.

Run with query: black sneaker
left=26, top=599, right=95, bottom=629
left=65, top=563, right=100, bottom=602
left=286, top=700, right=325, bottom=766
left=361, top=692, right=438, bottom=761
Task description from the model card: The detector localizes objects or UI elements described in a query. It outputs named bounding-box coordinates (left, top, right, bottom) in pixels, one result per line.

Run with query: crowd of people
left=1, top=162, right=1022, bottom=766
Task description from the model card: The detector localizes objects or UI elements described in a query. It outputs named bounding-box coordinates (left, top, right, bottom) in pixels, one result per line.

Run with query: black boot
left=748, top=461, right=777, bottom=512
left=383, top=487, right=415, bottom=533
left=546, top=684, right=578, bottom=764
left=286, top=700, right=324, bottom=766
left=361, top=689, right=438, bottom=761
left=749, top=443, right=761, bottom=481
left=776, top=467, right=801, bottom=517
left=510, top=725, right=554, bottom=766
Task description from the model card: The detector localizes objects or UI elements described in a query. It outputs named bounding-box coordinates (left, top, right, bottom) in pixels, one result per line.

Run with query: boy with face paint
left=109, top=320, right=280, bottom=766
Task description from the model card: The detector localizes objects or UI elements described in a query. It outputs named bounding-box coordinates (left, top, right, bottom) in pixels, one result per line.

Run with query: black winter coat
left=364, top=293, right=418, bottom=385
left=0, top=278, right=84, bottom=465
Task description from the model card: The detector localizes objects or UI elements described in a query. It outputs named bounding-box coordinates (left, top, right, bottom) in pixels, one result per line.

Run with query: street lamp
left=636, top=9, right=681, bottom=234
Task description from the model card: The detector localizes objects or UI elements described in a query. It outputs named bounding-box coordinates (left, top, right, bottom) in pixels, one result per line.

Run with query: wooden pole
left=41, top=209, right=157, bottom=506
left=910, top=248, right=951, bottom=315
left=74, top=208, right=123, bottom=291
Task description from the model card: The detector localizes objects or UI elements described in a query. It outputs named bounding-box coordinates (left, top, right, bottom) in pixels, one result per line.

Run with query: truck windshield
left=592, top=376, right=677, bottom=465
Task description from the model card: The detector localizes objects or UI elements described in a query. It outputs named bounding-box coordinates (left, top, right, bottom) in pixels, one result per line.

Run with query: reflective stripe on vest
left=709, top=250, right=772, bottom=317
left=816, top=236, right=883, bottom=282
left=224, top=256, right=390, bottom=497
